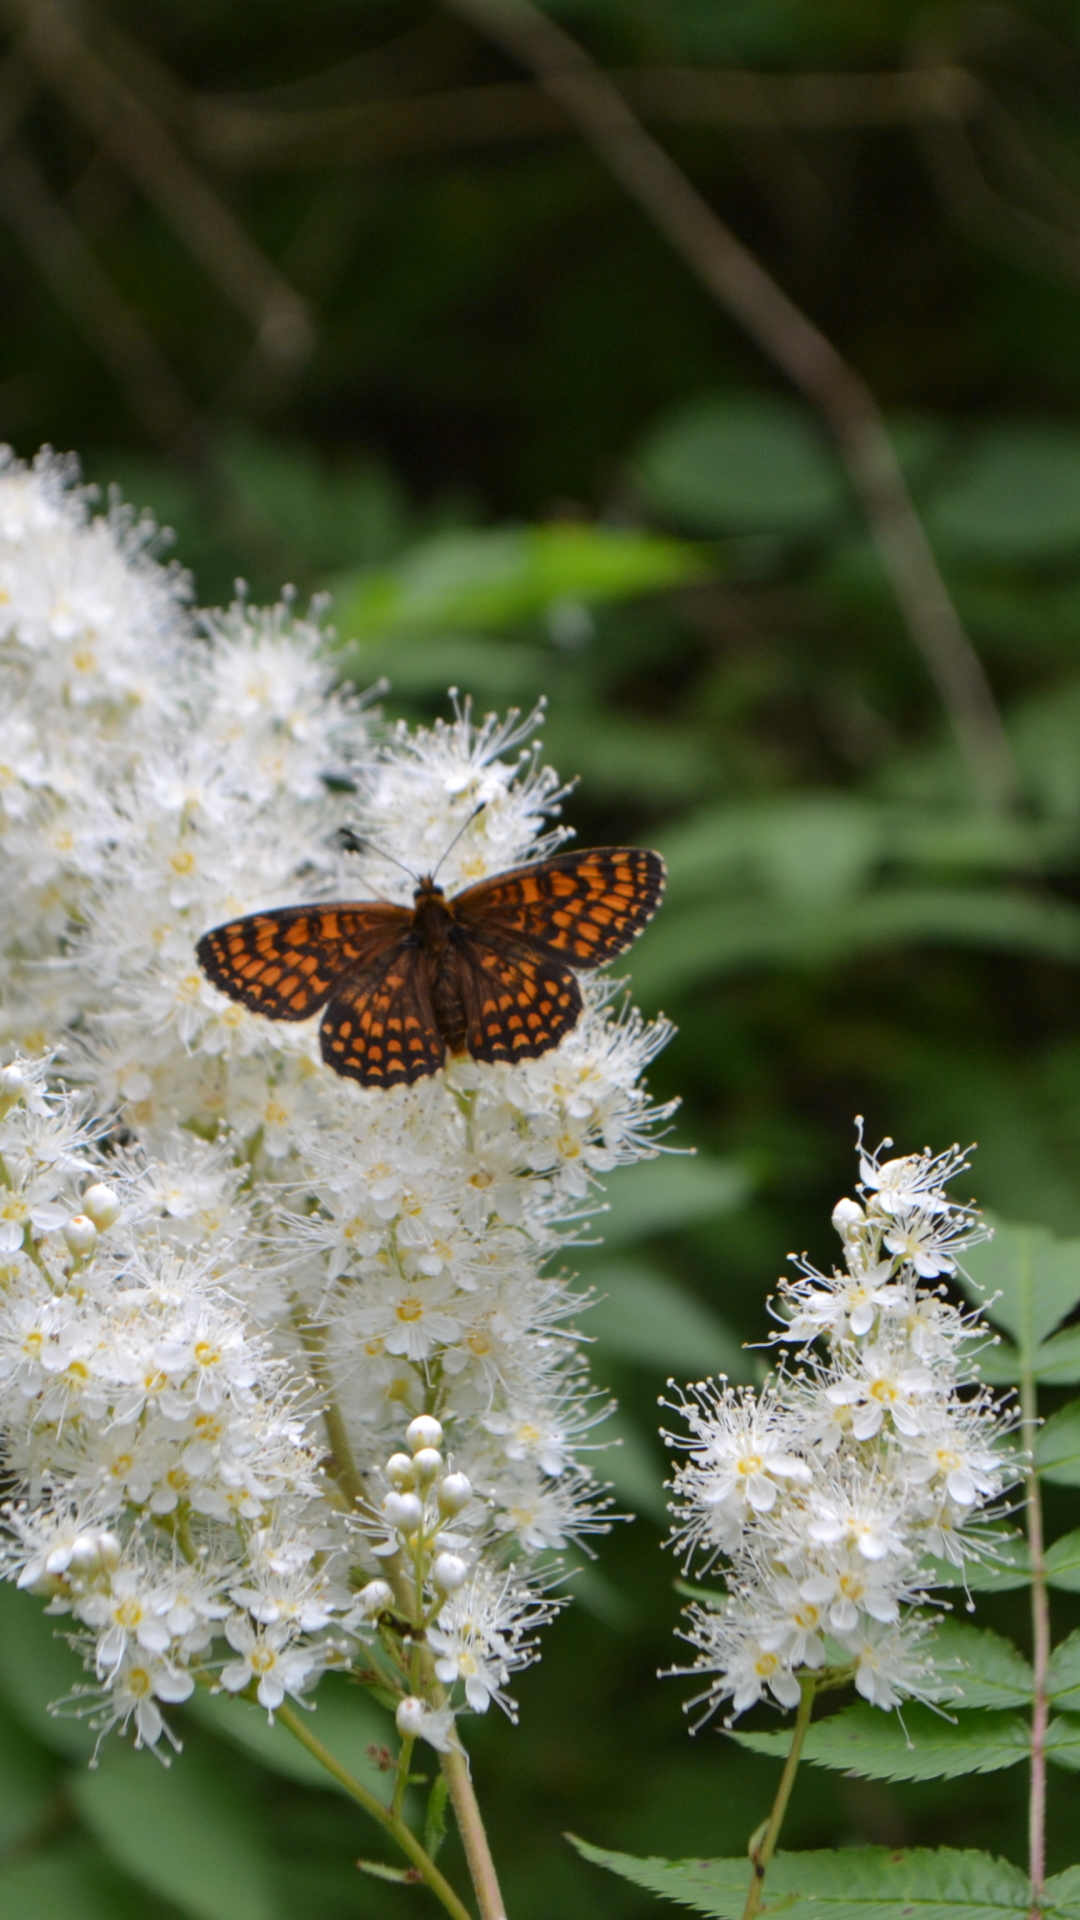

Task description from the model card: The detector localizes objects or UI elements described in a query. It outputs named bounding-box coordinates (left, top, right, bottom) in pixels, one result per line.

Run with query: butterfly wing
left=320, top=942, right=446, bottom=1086
left=455, top=937, right=582, bottom=1065
left=196, top=902, right=409, bottom=1021
left=452, top=847, right=665, bottom=972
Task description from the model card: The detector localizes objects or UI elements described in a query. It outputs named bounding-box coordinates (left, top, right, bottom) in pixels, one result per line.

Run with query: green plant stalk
left=741, top=1674, right=815, bottom=1920
left=276, top=1700, right=476, bottom=1920
left=1021, top=1367, right=1050, bottom=1915
left=441, top=1743, right=508, bottom=1920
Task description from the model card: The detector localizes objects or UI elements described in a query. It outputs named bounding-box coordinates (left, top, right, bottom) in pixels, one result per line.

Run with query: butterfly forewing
left=457, top=940, right=583, bottom=1065
left=452, top=847, right=665, bottom=970
left=321, top=945, right=445, bottom=1086
left=196, top=902, right=408, bottom=1021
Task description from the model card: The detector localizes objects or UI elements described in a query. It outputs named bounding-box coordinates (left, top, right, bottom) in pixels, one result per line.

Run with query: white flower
left=220, top=1614, right=317, bottom=1712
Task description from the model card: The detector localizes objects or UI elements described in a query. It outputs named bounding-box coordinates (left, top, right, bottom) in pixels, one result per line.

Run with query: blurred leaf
left=732, top=1705, right=1031, bottom=1781
left=1030, top=1326, right=1080, bottom=1384
left=334, top=523, right=705, bottom=638
left=355, top=635, right=549, bottom=702
left=541, top=707, right=717, bottom=802
left=0, top=1583, right=96, bottom=1761
left=929, top=1622, right=1033, bottom=1709
left=70, top=1741, right=278, bottom=1920
left=572, top=1836, right=1034, bottom=1920
left=1044, top=1530, right=1080, bottom=1591
left=0, top=1841, right=150, bottom=1920
left=184, top=1674, right=396, bottom=1804
left=961, top=1224, right=1080, bottom=1360
left=582, top=1259, right=746, bottom=1378
left=1036, top=1402, right=1080, bottom=1485
left=631, top=888, right=1080, bottom=1004
left=596, top=1155, right=748, bottom=1248
left=1048, top=1629, right=1080, bottom=1711
left=598, top=1408, right=668, bottom=1524
left=928, top=424, right=1080, bottom=563
left=635, top=391, right=847, bottom=535
left=0, top=1706, right=57, bottom=1855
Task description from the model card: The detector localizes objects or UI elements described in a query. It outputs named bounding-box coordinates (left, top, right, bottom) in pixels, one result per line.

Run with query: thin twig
left=439, top=0, right=1017, bottom=813
left=8, top=0, right=313, bottom=368
left=1021, top=1365, right=1049, bottom=1916
left=0, top=137, right=195, bottom=447
left=276, top=1702, right=477, bottom=1920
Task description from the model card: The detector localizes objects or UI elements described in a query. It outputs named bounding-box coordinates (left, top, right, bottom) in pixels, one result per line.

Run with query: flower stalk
left=1021, top=1366, right=1050, bottom=1916
left=741, top=1673, right=815, bottom=1920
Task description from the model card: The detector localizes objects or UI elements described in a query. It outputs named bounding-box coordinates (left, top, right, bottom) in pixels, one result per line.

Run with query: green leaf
left=730, top=1704, right=1030, bottom=1780
left=334, top=523, right=705, bottom=638
left=929, top=1622, right=1033, bottom=1708
left=1046, top=1529, right=1080, bottom=1591
left=70, top=1741, right=279, bottom=1920
left=423, top=1771, right=449, bottom=1861
left=1036, top=1402, right=1080, bottom=1484
left=1046, top=1865, right=1080, bottom=1919
left=571, top=1836, right=1034, bottom=1920
left=960, top=1223, right=1080, bottom=1361
left=1032, top=1325, right=1080, bottom=1385
left=928, top=423, right=1080, bottom=562
left=1045, top=1716, right=1080, bottom=1771
left=0, top=1582, right=96, bottom=1761
left=184, top=1673, right=397, bottom=1803
left=0, top=1704, right=57, bottom=1854
left=923, top=1531, right=1031, bottom=1591
left=0, top=1841, right=149, bottom=1920
left=1047, top=1627, right=1080, bottom=1710
left=636, top=391, right=847, bottom=535
left=597, top=1407, right=668, bottom=1524
left=596, top=1155, right=749, bottom=1249
left=582, top=1259, right=746, bottom=1378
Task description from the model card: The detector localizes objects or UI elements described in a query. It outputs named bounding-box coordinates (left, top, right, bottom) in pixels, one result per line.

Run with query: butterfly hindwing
left=196, top=903, right=409, bottom=1021
left=452, top=847, right=665, bottom=971
left=320, top=943, right=446, bottom=1086
left=457, top=938, right=582, bottom=1065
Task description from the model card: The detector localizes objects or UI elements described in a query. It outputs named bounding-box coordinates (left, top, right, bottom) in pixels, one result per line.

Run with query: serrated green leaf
left=581, top=1260, right=746, bottom=1378
left=636, top=391, right=847, bottom=536
left=183, top=1673, right=397, bottom=1803
left=1032, top=1326, right=1080, bottom=1385
left=1046, top=1864, right=1080, bottom=1919
left=1047, top=1627, right=1080, bottom=1709
left=1036, top=1402, right=1080, bottom=1484
left=595, top=1155, right=749, bottom=1249
left=730, top=1704, right=1030, bottom=1780
left=571, top=1836, right=1033, bottom=1920
left=0, top=1582, right=96, bottom=1760
left=70, top=1741, right=279, bottom=1920
left=1045, top=1529, right=1080, bottom=1590
left=961, top=1224, right=1080, bottom=1361
left=1045, top=1715, right=1080, bottom=1771
left=929, top=1622, right=1033, bottom=1707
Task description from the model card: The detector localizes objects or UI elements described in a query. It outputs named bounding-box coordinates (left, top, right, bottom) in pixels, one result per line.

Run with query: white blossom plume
left=662, top=1124, right=1020, bottom=1729
left=0, top=449, right=673, bottom=1760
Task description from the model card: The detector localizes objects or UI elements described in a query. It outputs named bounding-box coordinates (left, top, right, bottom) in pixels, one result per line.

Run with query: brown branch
left=0, top=135, right=195, bottom=448
left=439, top=0, right=1016, bottom=812
left=8, top=0, right=313, bottom=368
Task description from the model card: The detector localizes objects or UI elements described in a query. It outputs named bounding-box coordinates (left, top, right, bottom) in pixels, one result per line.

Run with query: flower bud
left=432, top=1552, right=467, bottom=1593
left=386, top=1452, right=416, bottom=1490
left=0, top=1063, right=27, bottom=1105
left=412, top=1447, right=442, bottom=1483
left=437, top=1471, right=472, bottom=1517
left=382, top=1491, right=423, bottom=1532
left=396, top=1696, right=428, bottom=1740
left=63, top=1214, right=97, bottom=1257
left=831, top=1197, right=864, bottom=1233
left=406, top=1414, right=443, bottom=1454
left=357, top=1579, right=394, bottom=1617
left=82, top=1183, right=121, bottom=1230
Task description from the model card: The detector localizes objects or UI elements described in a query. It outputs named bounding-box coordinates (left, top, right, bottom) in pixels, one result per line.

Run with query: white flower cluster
left=0, top=449, right=673, bottom=1759
left=663, top=1128, right=1019, bottom=1727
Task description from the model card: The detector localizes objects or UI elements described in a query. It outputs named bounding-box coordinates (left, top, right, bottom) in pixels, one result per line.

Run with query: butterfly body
left=196, top=846, right=663, bottom=1088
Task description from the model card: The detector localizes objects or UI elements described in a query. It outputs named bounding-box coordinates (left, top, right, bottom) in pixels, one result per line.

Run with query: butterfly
left=196, top=846, right=665, bottom=1088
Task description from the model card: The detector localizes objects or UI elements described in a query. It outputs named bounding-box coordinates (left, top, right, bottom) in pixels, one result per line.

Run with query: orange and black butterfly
left=196, top=847, right=665, bottom=1089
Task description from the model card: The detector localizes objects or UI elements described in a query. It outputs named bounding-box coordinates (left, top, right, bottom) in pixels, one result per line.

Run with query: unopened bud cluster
left=662, top=1127, right=1020, bottom=1726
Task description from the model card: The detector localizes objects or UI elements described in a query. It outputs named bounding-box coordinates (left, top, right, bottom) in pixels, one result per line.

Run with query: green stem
left=440, top=1744, right=507, bottom=1920
left=741, top=1674, right=815, bottom=1920
left=276, top=1702, right=475, bottom=1920
left=1021, top=1366, right=1049, bottom=1917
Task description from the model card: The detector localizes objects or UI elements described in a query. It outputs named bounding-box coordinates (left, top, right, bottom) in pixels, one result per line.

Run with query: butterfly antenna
left=335, top=826, right=418, bottom=885
left=432, top=802, right=487, bottom=881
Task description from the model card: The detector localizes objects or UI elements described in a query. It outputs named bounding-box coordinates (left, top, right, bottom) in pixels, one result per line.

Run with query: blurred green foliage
left=8, top=0, right=1080, bottom=1914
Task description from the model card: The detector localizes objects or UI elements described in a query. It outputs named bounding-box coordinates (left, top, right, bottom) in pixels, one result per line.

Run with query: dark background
left=2, top=2, right=1080, bottom=1916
